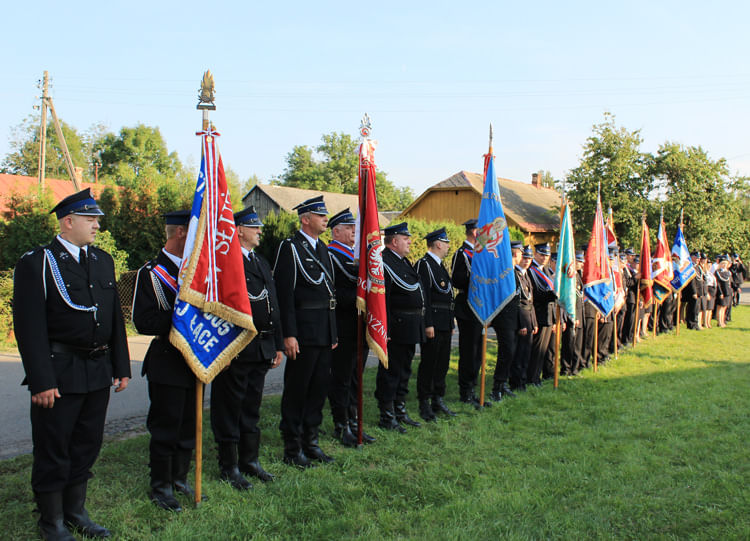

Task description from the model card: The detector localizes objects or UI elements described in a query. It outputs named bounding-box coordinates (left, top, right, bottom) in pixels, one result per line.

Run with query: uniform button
left=96, top=323, right=101, bottom=327
left=95, top=303, right=99, bottom=307
left=89, top=284, right=94, bottom=289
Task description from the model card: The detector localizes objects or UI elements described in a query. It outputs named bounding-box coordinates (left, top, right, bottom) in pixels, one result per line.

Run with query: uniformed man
left=489, top=240, right=522, bottom=401
left=14, top=188, right=130, bottom=540
left=527, top=242, right=557, bottom=386
left=132, top=210, right=195, bottom=512
left=327, top=208, right=376, bottom=446
left=684, top=251, right=702, bottom=330
left=210, top=206, right=283, bottom=488
left=415, top=227, right=456, bottom=422
left=620, top=248, right=638, bottom=346
left=451, top=218, right=487, bottom=407
left=273, top=196, right=337, bottom=467
left=376, top=222, right=425, bottom=432
left=510, top=245, right=537, bottom=390
left=560, top=251, right=585, bottom=376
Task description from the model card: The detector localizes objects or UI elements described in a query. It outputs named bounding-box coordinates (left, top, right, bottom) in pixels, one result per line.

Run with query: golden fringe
left=169, top=327, right=255, bottom=384
left=179, top=287, right=256, bottom=330
left=365, top=332, right=388, bottom=370
left=178, top=200, right=208, bottom=291
left=355, top=297, right=366, bottom=314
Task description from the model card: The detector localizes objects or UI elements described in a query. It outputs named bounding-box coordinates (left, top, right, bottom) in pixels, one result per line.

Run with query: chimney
left=531, top=172, right=540, bottom=189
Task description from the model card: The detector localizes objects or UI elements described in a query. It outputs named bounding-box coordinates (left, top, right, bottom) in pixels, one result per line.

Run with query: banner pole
left=356, top=313, right=364, bottom=447
left=676, top=295, right=681, bottom=336
left=593, top=315, right=599, bottom=373
left=554, top=306, right=561, bottom=388
left=479, top=326, right=487, bottom=408
left=653, top=302, right=659, bottom=338
left=195, top=380, right=203, bottom=506
left=633, top=287, right=641, bottom=346
left=613, top=307, right=618, bottom=360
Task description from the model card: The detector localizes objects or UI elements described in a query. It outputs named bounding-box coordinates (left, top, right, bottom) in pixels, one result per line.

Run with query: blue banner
left=468, top=151, right=516, bottom=326
left=582, top=198, right=615, bottom=317
left=670, top=226, right=695, bottom=292
left=555, top=203, right=577, bottom=320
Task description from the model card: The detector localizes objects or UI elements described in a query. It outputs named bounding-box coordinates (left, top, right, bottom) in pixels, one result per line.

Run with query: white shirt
left=427, top=251, right=442, bottom=265
left=56, top=235, right=87, bottom=263
left=161, top=248, right=182, bottom=268
left=299, top=230, right=317, bottom=249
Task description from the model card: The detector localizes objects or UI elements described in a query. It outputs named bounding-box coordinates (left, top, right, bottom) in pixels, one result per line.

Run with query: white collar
left=299, top=230, right=317, bottom=248
left=387, top=247, right=403, bottom=260
left=161, top=248, right=182, bottom=269
left=464, top=240, right=475, bottom=249
left=57, top=235, right=87, bottom=263
left=515, top=264, right=526, bottom=275
left=427, top=251, right=442, bottom=264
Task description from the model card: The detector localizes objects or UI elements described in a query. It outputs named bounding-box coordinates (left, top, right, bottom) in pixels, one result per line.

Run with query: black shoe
left=172, top=448, right=201, bottom=499
left=303, top=429, right=335, bottom=463
left=218, top=443, right=253, bottom=490
left=334, top=422, right=359, bottom=448
left=488, top=390, right=503, bottom=402
left=394, top=401, right=421, bottom=427
left=418, top=399, right=437, bottom=422
left=239, top=432, right=274, bottom=483
left=500, top=383, right=516, bottom=398
left=149, top=457, right=182, bottom=512
left=348, top=418, right=376, bottom=444
left=431, top=396, right=457, bottom=416
left=62, top=481, right=111, bottom=538
left=378, top=406, right=407, bottom=433
left=35, top=490, right=77, bottom=541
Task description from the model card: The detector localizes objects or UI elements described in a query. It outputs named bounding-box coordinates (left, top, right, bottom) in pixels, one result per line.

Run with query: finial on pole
left=360, top=113, right=372, bottom=140
left=197, top=70, right=216, bottom=110
left=488, top=123, right=493, bottom=151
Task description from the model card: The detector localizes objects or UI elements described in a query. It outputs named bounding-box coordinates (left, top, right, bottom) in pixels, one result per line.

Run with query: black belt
left=257, top=330, right=275, bottom=337
left=297, top=299, right=337, bottom=310
left=49, top=341, right=109, bottom=359
left=393, top=308, right=425, bottom=315
left=431, top=302, right=454, bottom=311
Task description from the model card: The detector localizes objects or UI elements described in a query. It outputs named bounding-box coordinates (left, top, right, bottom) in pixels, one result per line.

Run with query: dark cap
left=624, top=248, right=635, bottom=256
left=690, top=251, right=700, bottom=258
left=384, top=222, right=411, bottom=237
left=234, top=206, right=263, bottom=227
left=522, top=245, right=534, bottom=258
left=462, top=218, right=478, bottom=230
left=50, top=188, right=104, bottom=219
left=163, top=209, right=191, bottom=226
left=510, top=240, right=523, bottom=251
left=328, top=208, right=356, bottom=229
left=535, top=242, right=551, bottom=256
left=575, top=251, right=585, bottom=263
left=608, top=246, right=619, bottom=257
left=292, top=195, right=328, bottom=216
left=424, top=227, right=449, bottom=244
left=550, top=252, right=558, bottom=260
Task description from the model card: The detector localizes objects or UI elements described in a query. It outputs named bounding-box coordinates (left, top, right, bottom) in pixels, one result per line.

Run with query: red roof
left=0, top=174, right=109, bottom=215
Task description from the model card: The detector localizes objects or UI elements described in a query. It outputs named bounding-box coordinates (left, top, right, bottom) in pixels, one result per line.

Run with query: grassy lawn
left=1, top=307, right=749, bottom=540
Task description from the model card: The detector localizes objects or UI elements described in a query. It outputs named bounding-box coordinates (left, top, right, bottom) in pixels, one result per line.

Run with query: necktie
left=79, top=249, right=87, bottom=269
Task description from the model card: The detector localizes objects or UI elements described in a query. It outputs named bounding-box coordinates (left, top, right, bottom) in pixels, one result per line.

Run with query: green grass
left=2, top=308, right=749, bottom=540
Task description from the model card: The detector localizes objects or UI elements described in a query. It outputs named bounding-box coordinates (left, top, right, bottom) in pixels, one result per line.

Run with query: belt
left=49, top=341, right=109, bottom=359
left=257, top=330, right=275, bottom=337
left=297, top=299, right=337, bottom=310
left=431, top=302, right=454, bottom=311
left=393, top=308, right=425, bottom=316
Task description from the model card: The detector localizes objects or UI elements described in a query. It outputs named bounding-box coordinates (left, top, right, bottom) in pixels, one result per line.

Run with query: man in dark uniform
left=489, top=241, right=522, bottom=401
left=597, top=248, right=617, bottom=363
left=510, top=245, right=537, bottom=390
left=561, top=251, right=585, bottom=376
left=273, top=196, right=337, bottom=467
left=376, top=222, right=425, bottom=432
left=327, top=208, right=375, bottom=446
left=210, top=206, right=283, bottom=488
left=527, top=242, right=557, bottom=386
left=132, top=210, right=195, bottom=511
left=620, top=248, right=638, bottom=346
left=451, top=218, right=487, bottom=407
left=684, top=252, right=702, bottom=330
left=14, top=188, right=130, bottom=540
left=730, top=254, right=746, bottom=307
left=415, top=227, right=456, bottom=421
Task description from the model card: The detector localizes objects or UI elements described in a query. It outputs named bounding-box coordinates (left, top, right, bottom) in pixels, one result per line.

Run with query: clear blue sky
left=2, top=0, right=748, bottom=197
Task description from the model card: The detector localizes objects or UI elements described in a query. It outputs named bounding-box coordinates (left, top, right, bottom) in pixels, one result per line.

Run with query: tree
left=652, top=143, right=750, bottom=256
left=278, top=132, right=414, bottom=211
left=1, top=115, right=90, bottom=181
left=566, top=113, right=654, bottom=248
left=536, top=170, right=556, bottom=190
left=0, top=190, right=57, bottom=270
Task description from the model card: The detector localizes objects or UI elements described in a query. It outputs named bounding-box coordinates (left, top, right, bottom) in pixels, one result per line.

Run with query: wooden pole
left=613, top=307, right=618, bottom=360
left=38, top=71, right=48, bottom=190
left=194, top=381, right=203, bottom=507
left=633, top=286, right=641, bottom=346
left=46, top=97, right=81, bottom=191
left=653, top=302, right=659, bottom=338
left=593, top=315, right=599, bottom=372
left=355, top=307, right=364, bottom=446
left=479, top=326, right=487, bottom=407
left=553, top=306, right=561, bottom=388
left=676, top=295, right=681, bottom=336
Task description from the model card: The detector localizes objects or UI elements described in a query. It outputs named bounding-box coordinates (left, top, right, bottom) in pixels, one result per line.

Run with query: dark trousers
left=329, top=337, right=367, bottom=421
left=660, top=296, right=675, bottom=331
left=560, top=324, right=579, bottom=375
left=491, top=316, right=517, bottom=389
left=457, top=317, right=482, bottom=395
left=511, top=329, right=532, bottom=388
left=685, top=296, right=700, bottom=329
left=280, top=345, right=331, bottom=440
left=528, top=325, right=553, bottom=384
left=211, top=342, right=270, bottom=442
left=417, top=330, right=451, bottom=400
left=147, top=382, right=196, bottom=460
left=30, top=387, right=110, bottom=492
left=583, top=316, right=597, bottom=367
left=543, top=326, right=559, bottom=379
left=621, top=303, right=636, bottom=344
left=375, top=342, right=415, bottom=405
left=598, top=319, right=613, bottom=360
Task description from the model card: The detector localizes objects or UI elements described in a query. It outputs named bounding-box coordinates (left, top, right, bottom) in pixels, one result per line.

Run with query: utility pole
left=37, top=71, right=49, bottom=189
left=37, top=71, right=82, bottom=192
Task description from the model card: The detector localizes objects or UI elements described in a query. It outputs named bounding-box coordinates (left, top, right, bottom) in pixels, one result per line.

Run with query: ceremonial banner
left=170, top=130, right=256, bottom=383
left=670, top=225, right=695, bottom=292
left=583, top=197, right=615, bottom=317
left=554, top=201, right=577, bottom=320
left=355, top=136, right=388, bottom=367
left=605, top=209, right=625, bottom=311
left=468, top=148, right=516, bottom=325
left=652, top=214, right=674, bottom=304
left=639, top=219, right=653, bottom=308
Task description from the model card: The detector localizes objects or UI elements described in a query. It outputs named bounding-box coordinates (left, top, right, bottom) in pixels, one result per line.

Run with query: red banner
left=355, top=138, right=388, bottom=367
left=653, top=217, right=674, bottom=290
left=639, top=220, right=653, bottom=308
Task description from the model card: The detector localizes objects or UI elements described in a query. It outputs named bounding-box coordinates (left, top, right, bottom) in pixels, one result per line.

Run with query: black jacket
left=416, top=253, right=454, bottom=332
left=239, top=251, right=284, bottom=362
left=383, top=247, right=426, bottom=345
left=515, top=267, right=537, bottom=332
left=132, top=250, right=193, bottom=388
left=273, top=232, right=337, bottom=346
left=328, top=241, right=359, bottom=340
left=14, top=238, right=131, bottom=394
left=450, top=241, right=478, bottom=322
left=529, top=260, right=557, bottom=327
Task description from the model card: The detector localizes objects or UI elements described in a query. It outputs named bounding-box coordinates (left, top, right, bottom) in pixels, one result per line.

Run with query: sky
left=2, top=0, right=749, bottom=197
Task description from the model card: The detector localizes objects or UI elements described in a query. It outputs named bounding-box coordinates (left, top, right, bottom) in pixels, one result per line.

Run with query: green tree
left=566, top=113, right=654, bottom=248
left=652, top=143, right=750, bottom=257
left=0, top=190, right=57, bottom=270
left=1, top=115, right=90, bottom=181
left=278, top=132, right=414, bottom=211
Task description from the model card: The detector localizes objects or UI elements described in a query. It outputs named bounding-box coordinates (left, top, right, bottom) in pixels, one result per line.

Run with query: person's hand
left=271, top=351, right=283, bottom=368
left=533, top=326, right=538, bottom=335
left=425, top=326, right=435, bottom=339
left=113, top=377, right=129, bottom=392
left=32, top=388, right=60, bottom=408
left=332, top=342, right=338, bottom=350
left=284, top=337, right=300, bottom=360
left=518, top=328, right=528, bottom=336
